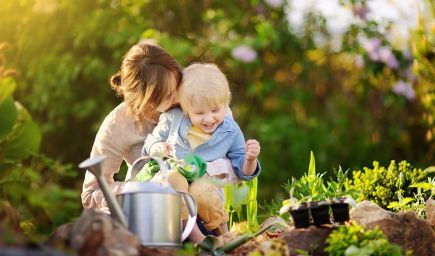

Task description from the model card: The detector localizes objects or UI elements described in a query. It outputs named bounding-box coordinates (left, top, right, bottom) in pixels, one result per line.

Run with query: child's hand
left=245, top=139, right=261, bottom=161
left=150, top=142, right=174, bottom=157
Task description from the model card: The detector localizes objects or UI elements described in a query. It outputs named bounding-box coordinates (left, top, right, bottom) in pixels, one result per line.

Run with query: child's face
left=186, top=98, right=226, bottom=134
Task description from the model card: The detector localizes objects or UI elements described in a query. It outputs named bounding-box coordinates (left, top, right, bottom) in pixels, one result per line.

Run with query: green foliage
left=224, top=177, right=259, bottom=233
left=0, top=78, right=17, bottom=142
left=1, top=155, right=81, bottom=241
left=346, top=160, right=433, bottom=209
left=0, top=50, right=81, bottom=242
left=1, top=102, right=41, bottom=160
left=411, top=0, right=435, bottom=158
left=388, top=173, right=435, bottom=218
left=325, top=222, right=406, bottom=256
left=0, top=0, right=433, bottom=204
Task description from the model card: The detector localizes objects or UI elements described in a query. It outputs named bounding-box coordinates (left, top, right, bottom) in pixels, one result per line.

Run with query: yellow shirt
left=187, top=125, right=211, bottom=150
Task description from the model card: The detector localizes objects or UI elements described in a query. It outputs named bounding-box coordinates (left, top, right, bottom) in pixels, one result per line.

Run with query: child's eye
left=195, top=112, right=203, bottom=115
left=212, top=109, right=220, bottom=113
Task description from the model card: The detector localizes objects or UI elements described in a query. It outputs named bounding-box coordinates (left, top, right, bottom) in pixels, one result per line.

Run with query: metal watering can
left=79, top=155, right=197, bottom=247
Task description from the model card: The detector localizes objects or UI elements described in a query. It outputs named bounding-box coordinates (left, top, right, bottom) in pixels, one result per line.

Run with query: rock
left=69, top=208, right=140, bottom=256
left=45, top=222, right=74, bottom=252
left=351, top=201, right=435, bottom=256
left=426, top=199, right=435, bottom=228
left=279, top=226, right=333, bottom=256
left=247, top=239, right=289, bottom=256
left=260, top=216, right=292, bottom=234
left=138, top=246, right=177, bottom=256
left=47, top=209, right=178, bottom=256
left=350, top=200, right=393, bottom=223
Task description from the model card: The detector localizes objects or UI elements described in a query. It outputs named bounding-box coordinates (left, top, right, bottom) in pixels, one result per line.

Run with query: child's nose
left=204, top=114, right=213, bottom=122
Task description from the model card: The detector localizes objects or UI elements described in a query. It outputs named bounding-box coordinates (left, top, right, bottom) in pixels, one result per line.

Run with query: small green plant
left=224, top=177, right=259, bottom=233
left=346, top=160, right=433, bottom=209
left=325, top=167, right=360, bottom=200
left=282, top=151, right=328, bottom=204
left=325, top=222, right=406, bottom=256
left=280, top=151, right=357, bottom=215
left=388, top=171, right=435, bottom=218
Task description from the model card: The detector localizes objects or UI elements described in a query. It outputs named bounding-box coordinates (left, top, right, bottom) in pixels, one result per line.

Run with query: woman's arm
left=81, top=119, right=126, bottom=212
left=81, top=104, right=139, bottom=212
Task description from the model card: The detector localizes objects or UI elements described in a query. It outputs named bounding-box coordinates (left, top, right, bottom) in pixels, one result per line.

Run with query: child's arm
left=226, top=125, right=261, bottom=180
left=142, top=111, right=174, bottom=156
left=243, top=139, right=261, bottom=176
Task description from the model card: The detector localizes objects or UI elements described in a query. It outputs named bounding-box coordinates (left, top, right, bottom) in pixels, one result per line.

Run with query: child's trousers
left=151, top=170, right=229, bottom=230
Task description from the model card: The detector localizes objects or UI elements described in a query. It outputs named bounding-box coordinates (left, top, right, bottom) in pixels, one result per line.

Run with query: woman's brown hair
left=110, top=43, right=182, bottom=123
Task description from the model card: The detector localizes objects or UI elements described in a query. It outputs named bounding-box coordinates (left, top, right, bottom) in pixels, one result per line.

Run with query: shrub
left=325, top=222, right=406, bottom=256
left=345, top=160, right=431, bottom=208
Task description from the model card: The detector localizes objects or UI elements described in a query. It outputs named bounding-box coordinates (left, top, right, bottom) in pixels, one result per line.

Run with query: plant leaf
left=0, top=96, right=17, bottom=143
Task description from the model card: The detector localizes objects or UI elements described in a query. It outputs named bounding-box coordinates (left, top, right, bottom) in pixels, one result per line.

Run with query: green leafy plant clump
left=345, top=160, right=433, bottom=209
left=280, top=151, right=359, bottom=214
left=325, top=222, right=407, bottom=256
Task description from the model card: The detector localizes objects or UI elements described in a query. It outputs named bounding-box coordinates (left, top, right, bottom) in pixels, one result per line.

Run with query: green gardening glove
left=134, top=159, right=160, bottom=181
left=168, top=154, right=207, bottom=182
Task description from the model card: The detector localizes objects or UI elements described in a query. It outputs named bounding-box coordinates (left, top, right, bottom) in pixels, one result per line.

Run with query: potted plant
left=289, top=202, right=310, bottom=228
left=280, top=178, right=311, bottom=229
left=310, top=200, right=331, bottom=227
left=330, top=198, right=350, bottom=223
left=325, top=167, right=359, bottom=224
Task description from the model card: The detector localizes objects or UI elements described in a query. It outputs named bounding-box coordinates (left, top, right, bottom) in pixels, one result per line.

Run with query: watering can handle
left=126, top=155, right=169, bottom=183
left=180, top=192, right=198, bottom=241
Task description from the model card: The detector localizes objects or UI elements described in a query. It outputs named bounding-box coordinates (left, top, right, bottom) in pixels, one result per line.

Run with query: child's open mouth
left=202, top=123, right=215, bottom=131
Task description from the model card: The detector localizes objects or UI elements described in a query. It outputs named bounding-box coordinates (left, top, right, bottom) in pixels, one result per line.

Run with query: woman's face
left=156, top=74, right=179, bottom=112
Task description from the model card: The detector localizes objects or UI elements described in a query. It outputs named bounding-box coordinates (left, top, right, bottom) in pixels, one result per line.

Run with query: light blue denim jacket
left=142, top=108, right=261, bottom=180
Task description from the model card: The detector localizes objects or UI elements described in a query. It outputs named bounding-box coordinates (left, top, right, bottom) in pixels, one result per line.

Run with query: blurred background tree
left=0, top=0, right=433, bottom=203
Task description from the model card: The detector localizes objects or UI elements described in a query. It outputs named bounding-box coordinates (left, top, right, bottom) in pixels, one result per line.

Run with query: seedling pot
left=331, top=202, right=349, bottom=223
left=290, top=206, right=310, bottom=229
left=310, top=203, right=331, bottom=227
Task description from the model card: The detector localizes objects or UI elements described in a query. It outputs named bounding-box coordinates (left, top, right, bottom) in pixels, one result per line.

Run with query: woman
left=81, top=43, right=181, bottom=213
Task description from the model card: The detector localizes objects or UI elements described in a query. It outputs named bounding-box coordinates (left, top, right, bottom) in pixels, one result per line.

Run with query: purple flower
left=355, top=55, right=365, bottom=68
left=255, top=4, right=266, bottom=15
left=265, top=0, right=284, bottom=8
left=231, top=45, right=257, bottom=63
left=392, top=80, right=416, bottom=101
left=352, top=2, right=369, bottom=21
left=363, top=38, right=381, bottom=61
left=379, top=47, right=399, bottom=69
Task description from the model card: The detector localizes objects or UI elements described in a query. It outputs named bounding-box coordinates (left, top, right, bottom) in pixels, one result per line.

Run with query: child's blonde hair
left=179, top=63, right=231, bottom=112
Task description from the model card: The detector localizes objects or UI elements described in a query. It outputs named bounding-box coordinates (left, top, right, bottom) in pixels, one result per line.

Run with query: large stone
left=279, top=226, right=333, bottom=256
left=47, top=209, right=178, bottom=256
left=69, top=208, right=140, bottom=256
left=426, top=199, right=435, bottom=228
left=351, top=201, right=435, bottom=256
left=350, top=200, right=393, bottom=223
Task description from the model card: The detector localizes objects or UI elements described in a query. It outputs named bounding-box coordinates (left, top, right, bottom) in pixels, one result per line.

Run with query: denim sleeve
left=142, top=112, right=172, bottom=156
left=226, top=126, right=261, bottom=181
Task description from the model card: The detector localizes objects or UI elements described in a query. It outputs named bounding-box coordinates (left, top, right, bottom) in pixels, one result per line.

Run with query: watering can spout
left=79, top=155, right=128, bottom=228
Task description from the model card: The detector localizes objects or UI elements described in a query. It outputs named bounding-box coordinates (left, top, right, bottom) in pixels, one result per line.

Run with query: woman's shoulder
left=98, top=103, right=152, bottom=137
